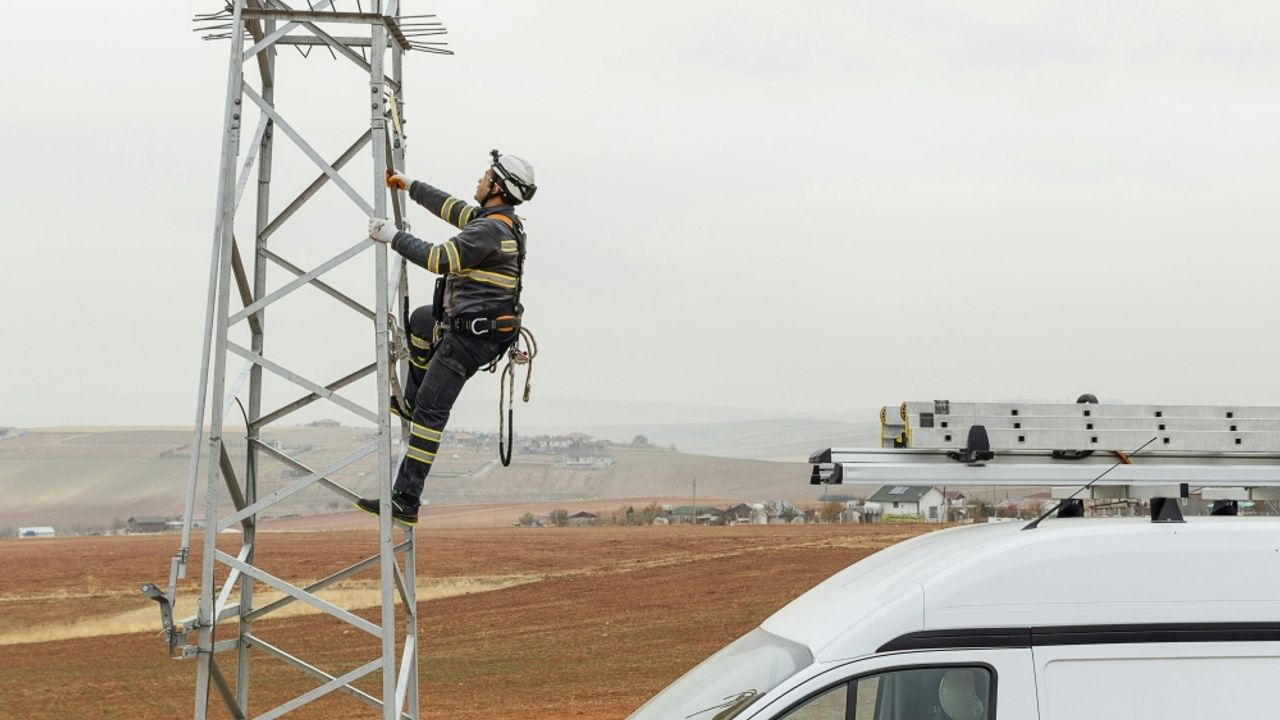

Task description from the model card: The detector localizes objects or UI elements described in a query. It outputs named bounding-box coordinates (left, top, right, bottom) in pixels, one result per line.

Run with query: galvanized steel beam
left=244, top=539, right=412, bottom=621
left=167, top=2, right=423, bottom=716
left=251, top=439, right=362, bottom=502
left=217, top=442, right=377, bottom=530
left=242, top=0, right=338, bottom=60
left=253, top=363, right=378, bottom=428
left=215, top=550, right=382, bottom=637
left=242, top=84, right=374, bottom=215
left=261, top=248, right=377, bottom=320
left=256, top=659, right=382, bottom=720
left=244, top=634, right=413, bottom=718
left=261, top=130, right=371, bottom=240
left=227, top=239, right=371, bottom=326
left=225, top=342, right=381, bottom=423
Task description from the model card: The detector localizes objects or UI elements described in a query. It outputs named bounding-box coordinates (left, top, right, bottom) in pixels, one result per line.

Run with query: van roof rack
left=811, top=400, right=1280, bottom=524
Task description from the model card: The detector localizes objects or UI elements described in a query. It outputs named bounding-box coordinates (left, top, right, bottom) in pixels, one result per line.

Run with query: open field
left=0, top=524, right=938, bottom=718
left=0, top=427, right=849, bottom=532
left=260, top=497, right=751, bottom=531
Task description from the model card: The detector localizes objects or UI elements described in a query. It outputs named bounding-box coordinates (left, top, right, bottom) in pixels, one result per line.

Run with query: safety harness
left=437, top=212, right=524, bottom=336
left=481, top=212, right=536, bottom=466
left=436, top=211, right=537, bottom=466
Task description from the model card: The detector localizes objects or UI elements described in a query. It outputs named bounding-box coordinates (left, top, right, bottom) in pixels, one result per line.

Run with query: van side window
left=778, top=683, right=848, bottom=719
left=775, top=666, right=993, bottom=720
left=854, top=666, right=992, bottom=720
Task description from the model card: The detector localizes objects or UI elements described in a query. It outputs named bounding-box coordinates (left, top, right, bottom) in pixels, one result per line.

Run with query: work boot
left=355, top=494, right=418, bottom=525
left=389, top=394, right=413, bottom=420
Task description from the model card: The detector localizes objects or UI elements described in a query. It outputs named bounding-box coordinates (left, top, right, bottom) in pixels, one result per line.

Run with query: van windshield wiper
left=686, top=690, right=759, bottom=719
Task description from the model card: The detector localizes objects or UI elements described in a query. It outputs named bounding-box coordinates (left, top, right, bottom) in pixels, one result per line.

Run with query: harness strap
left=444, top=313, right=521, bottom=336
left=449, top=211, right=533, bottom=466
left=483, top=212, right=526, bottom=307
left=485, top=213, right=515, bottom=229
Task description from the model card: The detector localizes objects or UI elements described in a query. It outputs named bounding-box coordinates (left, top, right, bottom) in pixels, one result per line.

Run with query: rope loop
left=499, top=327, right=537, bottom=466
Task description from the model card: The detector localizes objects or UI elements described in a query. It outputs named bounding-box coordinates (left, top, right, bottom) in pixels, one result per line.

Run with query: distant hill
left=523, top=418, right=880, bottom=462
left=445, top=396, right=881, bottom=461
left=0, top=424, right=870, bottom=532
left=442, top=395, right=873, bottom=428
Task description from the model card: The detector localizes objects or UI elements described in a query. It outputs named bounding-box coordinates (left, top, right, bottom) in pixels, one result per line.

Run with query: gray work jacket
left=390, top=181, right=525, bottom=317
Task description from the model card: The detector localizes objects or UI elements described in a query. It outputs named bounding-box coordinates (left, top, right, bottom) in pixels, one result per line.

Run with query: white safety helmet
left=489, top=149, right=537, bottom=204
left=938, top=669, right=986, bottom=720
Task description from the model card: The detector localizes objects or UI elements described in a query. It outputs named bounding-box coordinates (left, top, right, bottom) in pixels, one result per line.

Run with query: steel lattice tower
left=143, top=3, right=449, bottom=717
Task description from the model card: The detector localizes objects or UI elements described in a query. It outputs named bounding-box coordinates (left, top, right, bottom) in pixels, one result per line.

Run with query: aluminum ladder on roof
left=888, top=400, right=1280, bottom=453
left=810, top=400, right=1280, bottom=522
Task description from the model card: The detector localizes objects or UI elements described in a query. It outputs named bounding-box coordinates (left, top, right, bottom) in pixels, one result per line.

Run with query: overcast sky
left=3, top=1, right=1279, bottom=429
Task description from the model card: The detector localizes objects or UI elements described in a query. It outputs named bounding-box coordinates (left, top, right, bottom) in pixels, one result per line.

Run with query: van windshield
left=628, top=627, right=812, bottom=720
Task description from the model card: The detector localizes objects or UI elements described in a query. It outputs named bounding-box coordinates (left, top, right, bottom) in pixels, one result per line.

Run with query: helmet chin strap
left=479, top=180, right=504, bottom=206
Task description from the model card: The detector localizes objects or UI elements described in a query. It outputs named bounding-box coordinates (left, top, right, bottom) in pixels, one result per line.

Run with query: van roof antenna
left=1022, top=436, right=1158, bottom=531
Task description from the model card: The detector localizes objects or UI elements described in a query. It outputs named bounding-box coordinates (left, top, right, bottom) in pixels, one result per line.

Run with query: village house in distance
left=867, top=485, right=956, bottom=522
left=515, top=482, right=1152, bottom=527
left=516, top=490, right=967, bottom=528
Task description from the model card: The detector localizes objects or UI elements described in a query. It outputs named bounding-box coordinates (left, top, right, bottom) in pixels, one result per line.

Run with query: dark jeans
left=394, top=305, right=510, bottom=508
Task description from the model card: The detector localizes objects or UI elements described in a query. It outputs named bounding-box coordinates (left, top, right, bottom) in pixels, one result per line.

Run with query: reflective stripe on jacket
left=390, top=181, right=524, bottom=317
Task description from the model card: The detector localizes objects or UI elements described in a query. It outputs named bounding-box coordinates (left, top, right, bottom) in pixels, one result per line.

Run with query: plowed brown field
left=0, top=524, right=937, bottom=719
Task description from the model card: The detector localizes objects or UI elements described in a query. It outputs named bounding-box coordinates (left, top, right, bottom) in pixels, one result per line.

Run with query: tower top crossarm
left=194, top=2, right=452, bottom=56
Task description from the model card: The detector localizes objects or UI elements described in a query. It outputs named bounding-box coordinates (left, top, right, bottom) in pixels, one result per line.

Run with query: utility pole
left=691, top=476, right=697, bottom=527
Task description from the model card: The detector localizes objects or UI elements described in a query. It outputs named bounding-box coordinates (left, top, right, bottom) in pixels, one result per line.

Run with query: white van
left=628, top=517, right=1280, bottom=719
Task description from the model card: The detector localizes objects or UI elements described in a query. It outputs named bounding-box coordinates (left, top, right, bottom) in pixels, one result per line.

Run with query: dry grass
left=0, top=527, right=902, bottom=645
left=0, top=524, right=942, bottom=719
left=0, top=575, right=540, bottom=646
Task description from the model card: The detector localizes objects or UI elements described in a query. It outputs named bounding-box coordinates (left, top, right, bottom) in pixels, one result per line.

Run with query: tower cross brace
left=153, top=2, right=448, bottom=717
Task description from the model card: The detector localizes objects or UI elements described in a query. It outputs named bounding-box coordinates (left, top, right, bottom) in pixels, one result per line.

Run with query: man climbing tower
left=357, top=150, right=536, bottom=524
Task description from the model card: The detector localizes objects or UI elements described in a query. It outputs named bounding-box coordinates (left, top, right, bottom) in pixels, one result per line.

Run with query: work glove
left=368, top=217, right=399, bottom=244
left=386, top=169, right=413, bottom=191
